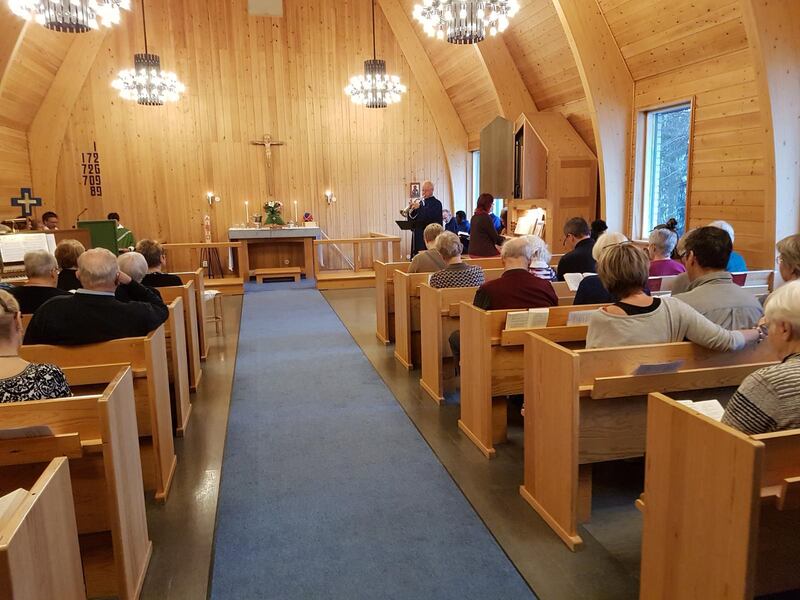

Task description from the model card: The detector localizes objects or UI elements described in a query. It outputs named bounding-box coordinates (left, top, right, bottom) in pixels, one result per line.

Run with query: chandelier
left=412, top=0, right=520, bottom=44
left=111, top=0, right=184, bottom=105
left=345, top=0, right=406, bottom=108
left=8, top=0, right=131, bottom=33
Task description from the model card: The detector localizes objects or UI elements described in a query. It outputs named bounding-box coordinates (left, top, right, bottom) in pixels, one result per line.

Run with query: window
left=641, top=103, right=691, bottom=235
left=471, top=150, right=480, bottom=208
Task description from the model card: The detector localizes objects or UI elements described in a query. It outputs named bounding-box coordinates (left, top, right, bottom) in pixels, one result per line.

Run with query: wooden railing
left=313, top=233, right=402, bottom=288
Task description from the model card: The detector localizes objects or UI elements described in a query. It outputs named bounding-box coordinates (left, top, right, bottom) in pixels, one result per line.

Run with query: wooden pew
left=374, top=260, right=409, bottom=345
left=551, top=280, right=576, bottom=305
left=375, top=256, right=504, bottom=347
left=20, top=326, right=177, bottom=503
left=458, top=303, right=603, bottom=458
left=0, top=367, right=152, bottom=599
left=393, top=267, right=504, bottom=370
left=177, top=269, right=209, bottom=360
left=0, top=458, right=85, bottom=600
left=520, top=336, right=777, bottom=550
left=640, top=393, right=800, bottom=598
left=159, top=282, right=203, bottom=392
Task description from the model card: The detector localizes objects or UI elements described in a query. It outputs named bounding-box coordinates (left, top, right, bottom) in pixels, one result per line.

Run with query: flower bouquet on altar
left=263, top=200, right=285, bottom=225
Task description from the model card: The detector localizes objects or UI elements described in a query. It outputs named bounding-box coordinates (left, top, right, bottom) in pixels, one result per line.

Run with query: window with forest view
left=641, top=104, right=691, bottom=235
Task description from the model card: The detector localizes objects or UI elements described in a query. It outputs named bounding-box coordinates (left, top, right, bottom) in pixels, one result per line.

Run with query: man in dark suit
left=9, top=250, right=70, bottom=314
left=556, top=217, right=596, bottom=281
left=24, top=248, right=168, bottom=346
left=136, top=239, right=183, bottom=287
left=408, top=180, right=443, bottom=257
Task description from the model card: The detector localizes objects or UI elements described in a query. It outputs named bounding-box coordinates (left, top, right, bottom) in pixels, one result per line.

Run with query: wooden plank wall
left=0, top=4, right=73, bottom=215
left=599, top=0, right=768, bottom=267
left=51, top=0, right=451, bottom=248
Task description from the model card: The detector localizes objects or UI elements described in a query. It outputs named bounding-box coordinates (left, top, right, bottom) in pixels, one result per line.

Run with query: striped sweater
left=722, top=353, right=800, bottom=434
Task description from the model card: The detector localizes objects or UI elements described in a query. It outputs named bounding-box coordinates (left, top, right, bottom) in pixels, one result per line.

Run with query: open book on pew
left=563, top=272, right=596, bottom=292
left=505, top=308, right=550, bottom=330
left=677, top=399, right=725, bottom=421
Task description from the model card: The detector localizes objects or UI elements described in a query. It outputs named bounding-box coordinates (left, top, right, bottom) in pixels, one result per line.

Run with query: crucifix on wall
left=250, top=134, right=285, bottom=197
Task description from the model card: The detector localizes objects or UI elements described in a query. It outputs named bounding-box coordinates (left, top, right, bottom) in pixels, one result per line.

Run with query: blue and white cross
left=11, top=188, right=42, bottom=217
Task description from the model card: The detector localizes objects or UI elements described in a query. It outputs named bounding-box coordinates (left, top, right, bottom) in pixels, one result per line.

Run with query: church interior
left=0, top=0, right=799, bottom=598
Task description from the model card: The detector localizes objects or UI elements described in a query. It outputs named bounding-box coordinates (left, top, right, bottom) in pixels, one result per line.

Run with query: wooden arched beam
left=28, top=30, right=108, bottom=205
left=377, top=0, right=468, bottom=206
left=0, top=12, right=28, bottom=95
left=741, top=0, right=800, bottom=254
left=551, top=0, right=633, bottom=232
left=475, top=37, right=538, bottom=120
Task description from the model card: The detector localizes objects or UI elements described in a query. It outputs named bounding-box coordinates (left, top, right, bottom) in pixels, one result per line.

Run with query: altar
left=228, top=226, right=321, bottom=279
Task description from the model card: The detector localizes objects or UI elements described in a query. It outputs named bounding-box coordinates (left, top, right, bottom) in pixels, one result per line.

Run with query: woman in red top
left=468, top=194, right=505, bottom=257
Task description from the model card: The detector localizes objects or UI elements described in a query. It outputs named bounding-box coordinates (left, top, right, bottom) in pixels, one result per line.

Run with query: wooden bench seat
left=458, top=302, right=605, bottom=458
left=20, top=327, right=177, bottom=503
left=253, top=267, right=302, bottom=283
left=520, top=336, right=778, bottom=550
left=0, top=367, right=152, bottom=599
left=640, top=393, right=800, bottom=598
left=0, top=458, right=85, bottom=600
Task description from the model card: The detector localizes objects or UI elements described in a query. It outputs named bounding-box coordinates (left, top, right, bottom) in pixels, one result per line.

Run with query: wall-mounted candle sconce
left=324, top=190, right=336, bottom=205
left=206, top=191, right=221, bottom=206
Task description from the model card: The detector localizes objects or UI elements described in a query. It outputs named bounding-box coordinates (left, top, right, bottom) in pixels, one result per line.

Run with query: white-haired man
left=9, top=250, right=69, bottom=314
left=722, top=280, right=800, bottom=434
left=407, top=180, right=443, bottom=257
left=24, top=248, right=168, bottom=346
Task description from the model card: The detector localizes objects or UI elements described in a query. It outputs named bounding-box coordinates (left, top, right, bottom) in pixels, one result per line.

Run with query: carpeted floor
left=210, top=285, right=536, bottom=599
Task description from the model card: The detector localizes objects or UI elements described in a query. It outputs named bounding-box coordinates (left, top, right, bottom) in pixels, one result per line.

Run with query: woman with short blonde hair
left=573, top=232, right=629, bottom=305
left=408, top=223, right=446, bottom=274
left=54, top=239, right=86, bottom=292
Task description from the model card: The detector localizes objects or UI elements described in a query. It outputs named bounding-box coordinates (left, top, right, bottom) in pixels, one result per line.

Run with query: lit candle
left=293, top=200, right=298, bottom=224
left=244, top=201, right=249, bottom=226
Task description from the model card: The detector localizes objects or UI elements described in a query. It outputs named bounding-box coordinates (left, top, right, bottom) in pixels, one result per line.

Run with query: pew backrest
left=159, top=281, right=202, bottom=392
left=0, top=458, right=85, bottom=600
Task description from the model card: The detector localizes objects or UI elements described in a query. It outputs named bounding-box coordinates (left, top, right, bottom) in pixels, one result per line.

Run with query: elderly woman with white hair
left=722, top=281, right=800, bottom=434
left=573, top=232, right=629, bottom=305
left=115, top=251, right=160, bottom=303
left=429, top=232, right=485, bottom=289
left=709, top=220, right=747, bottom=272
left=647, top=228, right=685, bottom=276
left=526, top=235, right=556, bottom=281
left=474, top=236, right=557, bottom=310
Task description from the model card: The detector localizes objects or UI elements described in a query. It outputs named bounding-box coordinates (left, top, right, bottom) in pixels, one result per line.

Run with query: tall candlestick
left=293, top=200, right=298, bottom=224
left=244, top=201, right=249, bottom=226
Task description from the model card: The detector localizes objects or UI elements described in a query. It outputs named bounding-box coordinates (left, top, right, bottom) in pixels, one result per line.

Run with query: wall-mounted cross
left=11, top=188, right=42, bottom=217
left=251, top=134, right=285, bottom=197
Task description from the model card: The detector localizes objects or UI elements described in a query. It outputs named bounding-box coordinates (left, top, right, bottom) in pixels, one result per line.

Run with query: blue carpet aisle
left=210, top=284, right=536, bottom=599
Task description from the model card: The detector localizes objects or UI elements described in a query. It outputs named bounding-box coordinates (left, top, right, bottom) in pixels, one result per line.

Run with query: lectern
left=396, top=219, right=426, bottom=256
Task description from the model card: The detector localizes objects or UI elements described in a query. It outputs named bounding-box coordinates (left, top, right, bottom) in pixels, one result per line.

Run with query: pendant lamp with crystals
left=111, top=0, right=185, bottom=106
left=412, top=0, right=520, bottom=44
left=8, top=0, right=131, bottom=33
left=345, top=0, right=406, bottom=108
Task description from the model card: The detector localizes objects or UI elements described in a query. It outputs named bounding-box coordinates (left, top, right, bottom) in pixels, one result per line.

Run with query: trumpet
left=400, top=198, right=420, bottom=218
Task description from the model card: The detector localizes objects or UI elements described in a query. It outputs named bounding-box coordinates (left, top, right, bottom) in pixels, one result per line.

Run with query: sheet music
left=566, top=310, right=594, bottom=326
left=528, top=307, right=550, bottom=328
left=0, top=233, right=51, bottom=263
left=678, top=400, right=725, bottom=421
left=505, top=311, right=531, bottom=330
left=505, top=308, right=550, bottom=330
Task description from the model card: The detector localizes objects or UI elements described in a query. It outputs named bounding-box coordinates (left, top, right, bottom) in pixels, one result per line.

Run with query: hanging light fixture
left=345, top=0, right=406, bottom=109
left=8, top=0, right=131, bottom=32
left=111, top=0, right=185, bottom=106
left=412, top=0, right=520, bottom=44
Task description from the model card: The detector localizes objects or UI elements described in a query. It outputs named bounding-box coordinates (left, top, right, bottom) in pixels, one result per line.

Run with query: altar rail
left=313, top=233, right=402, bottom=290
left=162, top=242, right=246, bottom=295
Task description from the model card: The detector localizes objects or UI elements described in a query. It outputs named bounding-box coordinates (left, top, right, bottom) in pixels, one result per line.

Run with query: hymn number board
left=81, top=142, right=103, bottom=197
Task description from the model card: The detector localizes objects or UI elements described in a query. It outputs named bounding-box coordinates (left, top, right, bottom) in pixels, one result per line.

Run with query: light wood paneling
left=52, top=0, right=451, bottom=252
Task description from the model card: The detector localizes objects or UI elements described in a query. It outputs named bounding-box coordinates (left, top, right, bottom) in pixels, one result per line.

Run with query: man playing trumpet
left=406, top=180, right=443, bottom=257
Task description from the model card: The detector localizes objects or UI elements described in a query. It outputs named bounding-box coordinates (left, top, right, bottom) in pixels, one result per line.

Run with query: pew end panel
left=374, top=261, right=409, bottom=345
left=165, top=297, right=192, bottom=435
left=393, top=271, right=416, bottom=370
left=520, top=333, right=585, bottom=551
left=177, top=269, right=209, bottom=360
left=0, top=458, right=85, bottom=600
left=160, top=281, right=202, bottom=392
left=640, top=393, right=764, bottom=600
